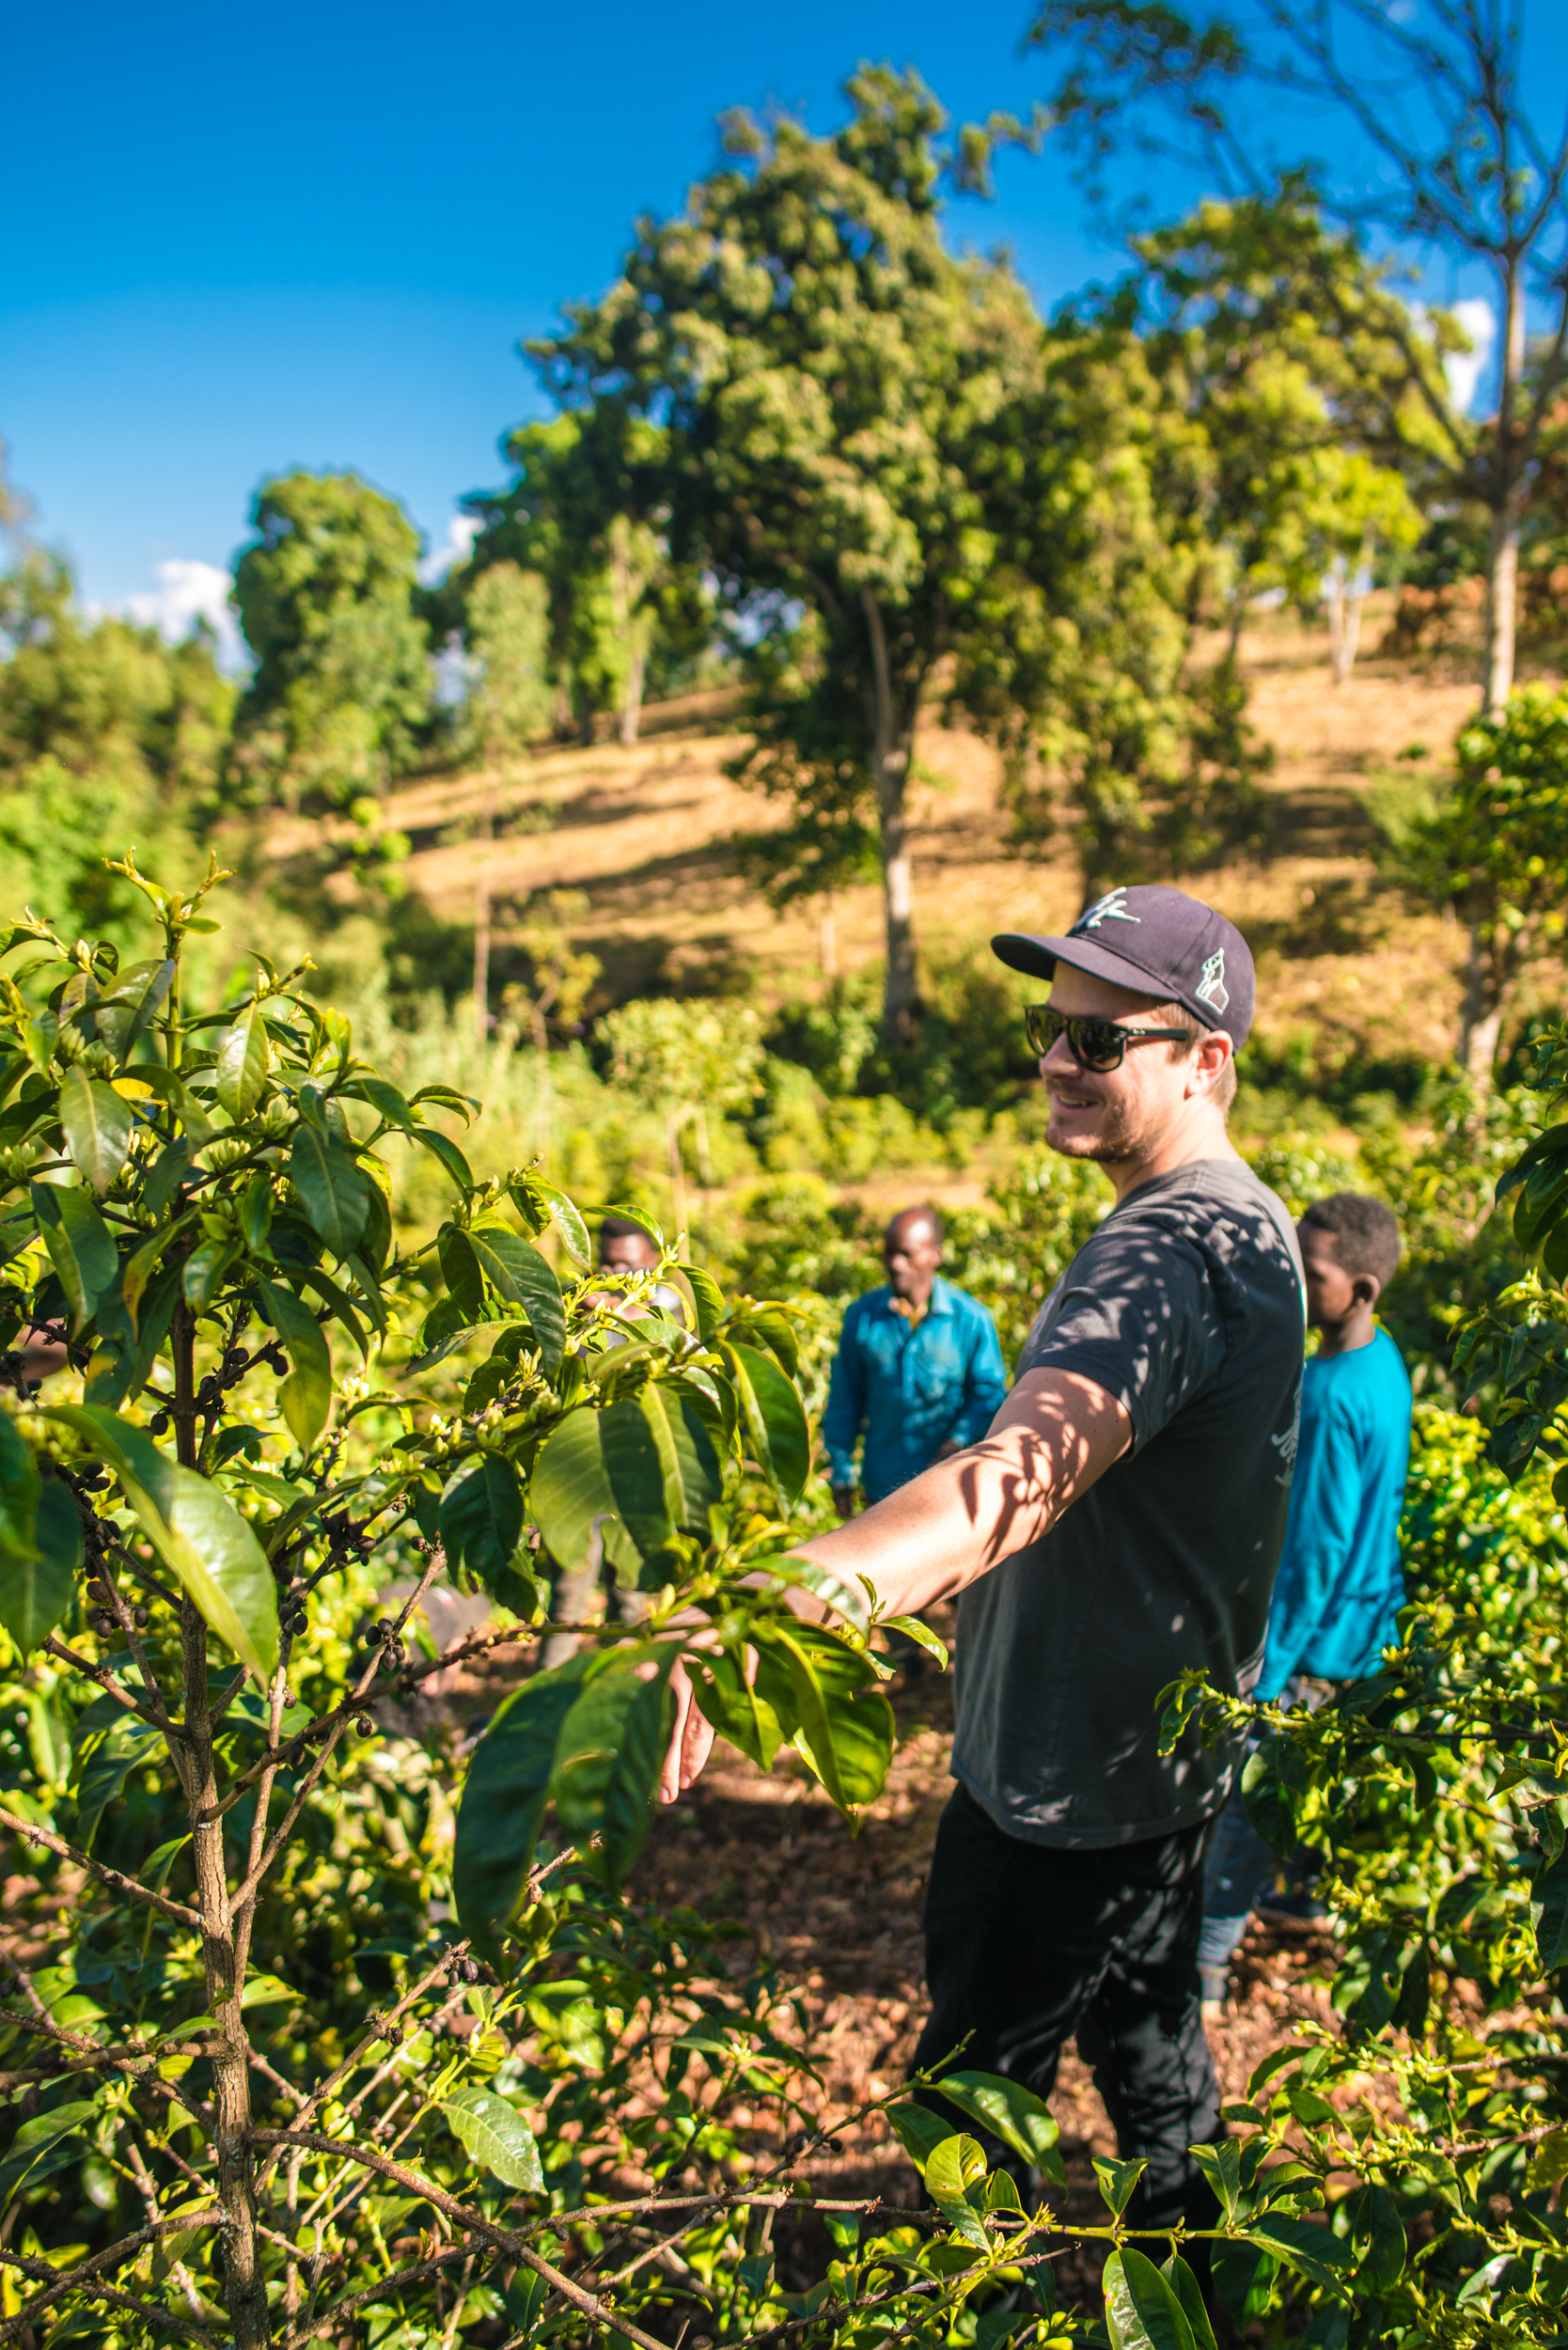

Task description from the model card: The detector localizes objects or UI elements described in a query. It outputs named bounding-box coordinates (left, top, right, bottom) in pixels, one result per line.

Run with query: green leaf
left=1161, top=2255, right=1217, bottom=2350
left=122, top=1217, right=189, bottom=1331
left=1103, top=2248, right=1198, bottom=2350
left=0, top=1479, right=83, bottom=1654
left=441, top=1452, right=524, bottom=1581
left=1242, top=2216, right=1354, bottom=2292
left=686, top=1642, right=785, bottom=1774
left=1191, top=2138, right=1242, bottom=2224
left=677, top=1260, right=725, bottom=1338
left=1532, top=1847, right=1568, bottom=1972
left=529, top=1391, right=719, bottom=1577
left=0, top=2100, right=98, bottom=2208
left=727, top=1340, right=811, bottom=1506
left=760, top=1619, right=893, bottom=1813
left=289, top=1125, right=368, bottom=1259
left=937, top=2071, right=1066, bottom=2185
left=924, top=2132, right=986, bottom=2206
left=469, top=1225, right=565, bottom=1376
left=182, top=1234, right=239, bottom=1311
left=59, top=1066, right=134, bottom=1196
left=438, top=1224, right=484, bottom=1315
left=452, top=1657, right=593, bottom=1964
left=215, top=1000, right=270, bottom=1119
left=0, top=1408, right=40, bottom=1562
left=881, top=1613, right=949, bottom=1668
left=349, top=1074, right=414, bottom=1132
left=259, top=1279, right=332, bottom=1455
left=887, top=2101, right=962, bottom=2173
left=239, top=1172, right=274, bottom=1254
left=32, top=1182, right=118, bottom=1332
left=1093, top=2154, right=1148, bottom=2217
left=144, top=1136, right=192, bottom=1221
left=412, top=1125, right=475, bottom=1193
left=440, top=2087, right=543, bottom=2191
left=526, top=1174, right=589, bottom=1266
left=74, top=1712, right=162, bottom=1849
left=46, top=1404, right=278, bottom=1683
left=551, top=1647, right=679, bottom=1888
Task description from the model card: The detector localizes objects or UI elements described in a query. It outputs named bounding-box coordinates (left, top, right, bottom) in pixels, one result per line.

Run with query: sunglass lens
left=1072, top=1019, right=1125, bottom=1071
left=1025, top=1007, right=1063, bottom=1057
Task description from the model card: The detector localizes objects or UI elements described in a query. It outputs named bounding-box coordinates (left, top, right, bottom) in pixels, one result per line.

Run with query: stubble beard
left=1046, top=1092, right=1149, bottom=1168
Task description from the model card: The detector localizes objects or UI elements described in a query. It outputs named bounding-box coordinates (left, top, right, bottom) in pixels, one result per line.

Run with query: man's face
left=885, top=1214, right=942, bottom=1299
left=598, top=1232, right=660, bottom=1279
left=1298, top=1229, right=1359, bottom=1329
left=1038, top=964, right=1215, bottom=1167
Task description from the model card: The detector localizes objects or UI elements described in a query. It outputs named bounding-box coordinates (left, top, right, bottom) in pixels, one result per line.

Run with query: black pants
left=912, top=1785, right=1223, bottom=2251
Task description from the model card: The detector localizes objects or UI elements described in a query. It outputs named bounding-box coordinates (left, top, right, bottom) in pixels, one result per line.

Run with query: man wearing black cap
left=659, top=885, right=1305, bottom=2267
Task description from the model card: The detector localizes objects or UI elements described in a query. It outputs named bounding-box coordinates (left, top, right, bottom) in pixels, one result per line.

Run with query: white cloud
left=419, top=511, right=481, bottom=586
left=1444, top=297, right=1496, bottom=415
left=123, top=558, right=245, bottom=669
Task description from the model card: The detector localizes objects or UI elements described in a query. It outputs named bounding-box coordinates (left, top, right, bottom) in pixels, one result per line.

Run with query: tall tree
left=531, top=70, right=1070, bottom=1034
left=230, top=470, right=431, bottom=807
left=1121, top=196, right=1429, bottom=676
left=1027, top=1, right=1568, bottom=714
left=454, top=413, right=698, bottom=748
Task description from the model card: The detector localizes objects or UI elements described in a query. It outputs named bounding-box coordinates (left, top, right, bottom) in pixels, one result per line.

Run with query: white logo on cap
left=1195, top=949, right=1230, bottom=1014
left=1074, top=887, right=1141, bottom=932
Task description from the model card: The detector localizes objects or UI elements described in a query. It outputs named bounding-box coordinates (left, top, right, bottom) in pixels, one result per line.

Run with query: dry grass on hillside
left=271, top=608, right=1563, bottom=1084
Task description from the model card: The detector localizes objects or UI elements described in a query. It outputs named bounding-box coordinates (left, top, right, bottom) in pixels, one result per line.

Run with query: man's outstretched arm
left=659, top=1365, right=1131, bottom=1801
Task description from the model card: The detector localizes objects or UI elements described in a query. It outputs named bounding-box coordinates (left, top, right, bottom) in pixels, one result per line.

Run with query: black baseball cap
left=992, top=885, right=1255, bottom=1051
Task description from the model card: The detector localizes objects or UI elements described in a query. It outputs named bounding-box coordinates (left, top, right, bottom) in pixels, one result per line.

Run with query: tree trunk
left=619, top=633, right=646, bottom=747
left=1458, top=921, right=1506, bottom=1095
left=472, top=789, right=494, bottom=1046
left=860, top=588, right=919, bottom=1040
left=1326, top=549, right=1369, bottom=686
left=174, top=1303, right=271, bottom=2345
left=820, top=900, right=837, bottom=979
left=666, top=1109, right=689, bottom=1246
left=1483, top=264, right=1528, bottom=718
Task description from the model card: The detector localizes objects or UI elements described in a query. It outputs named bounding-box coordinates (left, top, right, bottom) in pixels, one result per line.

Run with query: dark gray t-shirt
left=952, top=1157, right=1305, bottom=1849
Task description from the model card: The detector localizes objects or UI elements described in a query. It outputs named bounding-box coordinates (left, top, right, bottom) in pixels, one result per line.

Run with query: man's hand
left=657, top=1655, right=716, bottom=1805
left=831, top=1483, right=858, bottom=1521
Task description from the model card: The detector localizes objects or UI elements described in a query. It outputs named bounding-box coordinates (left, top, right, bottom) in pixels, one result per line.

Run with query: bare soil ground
left=635, top=1655, right=1341, bottom=2323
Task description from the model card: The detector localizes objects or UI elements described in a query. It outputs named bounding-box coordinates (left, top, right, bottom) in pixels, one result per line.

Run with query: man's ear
left=1354, top=1273, right=1382, bottom=1310
left=1189, top=1033, right=1231, bottom=1093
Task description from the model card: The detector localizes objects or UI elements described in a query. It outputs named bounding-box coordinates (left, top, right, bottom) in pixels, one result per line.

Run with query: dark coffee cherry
left=149, top=1412, right=170, bottom=1436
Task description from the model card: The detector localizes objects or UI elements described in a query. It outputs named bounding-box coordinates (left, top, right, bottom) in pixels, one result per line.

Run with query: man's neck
left=1105, top=1104, right=1240, bottom=1204
left=1317, top=1310, right=1377, bottom=1359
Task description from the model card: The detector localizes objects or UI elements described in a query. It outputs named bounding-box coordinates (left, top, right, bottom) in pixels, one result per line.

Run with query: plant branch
left=0, top=2212, right=222, bottom=2344
left=0, top=1803, right=203, bottom=1926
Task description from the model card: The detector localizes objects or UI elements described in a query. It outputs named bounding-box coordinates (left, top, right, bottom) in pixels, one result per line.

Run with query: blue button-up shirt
left=823, top=1277, right=1009, bottom=1502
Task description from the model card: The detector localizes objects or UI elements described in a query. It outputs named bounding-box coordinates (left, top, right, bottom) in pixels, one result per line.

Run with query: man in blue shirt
left=1200, top=1191, right=1413, bottom=2010
left=823, top=1207, right=1008, bottom=1521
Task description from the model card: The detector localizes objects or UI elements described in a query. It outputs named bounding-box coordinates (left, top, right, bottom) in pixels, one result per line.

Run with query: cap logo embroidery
left=1074, top=887, right=1141, bottom=932
left=1195, top=949, right=1230, bottom=1013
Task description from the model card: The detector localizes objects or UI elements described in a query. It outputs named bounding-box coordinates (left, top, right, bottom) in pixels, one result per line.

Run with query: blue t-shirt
left=1255, top=1325, right=1413, bottom=1700
left=822, top=1277, right=1008, bottom=1502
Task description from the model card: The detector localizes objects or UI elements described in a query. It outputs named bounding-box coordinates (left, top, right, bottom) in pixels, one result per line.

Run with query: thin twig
left=0, top=1804, right=203, bottom=1927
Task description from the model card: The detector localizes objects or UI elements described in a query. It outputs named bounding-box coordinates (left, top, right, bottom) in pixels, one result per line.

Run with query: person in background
left=1199, top=1192, right=1412, bottom=2014
left=823, top=1207, right=1008, bottom=1524
left=589, top=1214, right=687, bottom=1323
left=544, top=1214, right=682, bottom=1665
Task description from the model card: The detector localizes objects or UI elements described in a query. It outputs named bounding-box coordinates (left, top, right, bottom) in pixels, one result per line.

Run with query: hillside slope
left=280, top=609, right=1556, bottom=1078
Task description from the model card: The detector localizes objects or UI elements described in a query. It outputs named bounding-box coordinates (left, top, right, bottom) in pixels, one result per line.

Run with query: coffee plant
left=12, top=864, right=1568, bottom=2350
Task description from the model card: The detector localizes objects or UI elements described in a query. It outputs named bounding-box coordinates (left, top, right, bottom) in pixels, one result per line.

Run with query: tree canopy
left=231, top=470, right=431, bottom=807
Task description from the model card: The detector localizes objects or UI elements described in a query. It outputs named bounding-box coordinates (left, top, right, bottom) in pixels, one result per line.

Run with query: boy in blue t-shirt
left=1200, top=1192, right=1413, bottom=2013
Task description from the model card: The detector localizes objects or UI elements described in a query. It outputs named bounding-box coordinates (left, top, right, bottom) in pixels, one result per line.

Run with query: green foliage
left=454, top=559, right=553, bottom=763
left=231, top=469, right=431, bottom=808
left=1372, top=686, right=1568, bottom=1075
left=0, top=855, right=901, bottom=2346
left=0, top=550, right=233, bottom=950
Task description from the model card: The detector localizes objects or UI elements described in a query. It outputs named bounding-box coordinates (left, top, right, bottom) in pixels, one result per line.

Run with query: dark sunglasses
left=1025, top=1004, right=1194, bottom=1073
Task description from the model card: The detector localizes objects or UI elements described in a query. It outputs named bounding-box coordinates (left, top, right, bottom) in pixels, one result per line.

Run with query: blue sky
left=4, top=0, right=1560, bottom=640
left=3, top=0, right=1115, bottom=633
